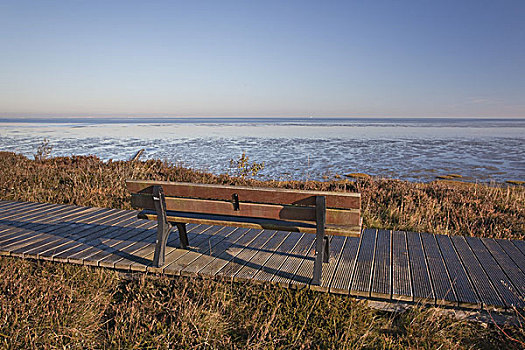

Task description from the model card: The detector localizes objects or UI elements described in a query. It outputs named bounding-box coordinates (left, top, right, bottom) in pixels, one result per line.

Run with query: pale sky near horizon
left=1, top=1, right=524, bottom=118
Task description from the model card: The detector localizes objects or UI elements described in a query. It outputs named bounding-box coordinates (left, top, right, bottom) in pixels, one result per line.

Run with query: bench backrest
left=126, top=180, right=361, bottom=236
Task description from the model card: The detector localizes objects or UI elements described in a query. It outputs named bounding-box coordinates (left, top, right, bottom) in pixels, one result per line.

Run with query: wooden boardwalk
left=1, top=200, right=524, bottom=311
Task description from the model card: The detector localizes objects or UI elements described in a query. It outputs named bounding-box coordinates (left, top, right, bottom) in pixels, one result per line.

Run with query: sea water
left=0, top=117, right=523, bottom=183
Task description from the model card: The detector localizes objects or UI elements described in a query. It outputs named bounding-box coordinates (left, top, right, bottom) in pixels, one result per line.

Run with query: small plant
left=34, top=139, right=52, bottom=161
left=229, top=151, right=265, bottom=178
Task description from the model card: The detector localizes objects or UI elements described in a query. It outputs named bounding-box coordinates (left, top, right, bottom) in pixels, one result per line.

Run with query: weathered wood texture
left=435, top=234, right=478, bottom=308
left=1, top=200, right=523, bottom=311
left=128, top=180, right=361, bottom=236
left=391, top=231, right=412, bottom=301
left=131, top=195, right=360, bottom=226
left=136, top=211, right=360, bottom=237
left=407, top=232, right=434, bottom=303
left=371, top=229, right=391, bottom=299
left=351, top=229, right=377, bottom=297
left=126, top=180, right=360, bottom=209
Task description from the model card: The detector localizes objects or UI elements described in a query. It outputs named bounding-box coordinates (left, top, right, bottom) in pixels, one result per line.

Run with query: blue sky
left=1, top=0, right=524, bottom=118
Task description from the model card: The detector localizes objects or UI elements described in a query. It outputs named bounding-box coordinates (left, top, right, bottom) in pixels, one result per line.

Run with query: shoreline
left=1, top=118, right=524, bottom=184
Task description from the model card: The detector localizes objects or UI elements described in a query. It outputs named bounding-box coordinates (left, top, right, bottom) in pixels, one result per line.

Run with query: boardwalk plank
left=406, top=232, right=434, bottom=303
left=178, top=228, right=251, bottom=277
left=52, top=213, right=147, bottom=264
left=131, top=224, right=226, bottom=272
left=435, top=235, right=479, bottom=308
left=392, top=231, right=412, bottom=301
left=0, top=202, right=73, bottom=223
left=39, top=211, right=144, bottom=261
left=0, top=206, right=94, bottom=251
left=420, top=232, right=456, bottom=306
left=0, top=203, right=71, bottom=236
left=451, top=236, right=503, bottom=309
left=231, top=230, right=291, bottom=283
left=100, top=224, right=179, bottom=270
left=512, top=240, right=525, bottom=257
left=102, top=224, right=193, bottom=270
left=160, top=226, right=237, bottom=275
left=251, top=231, right=305, bottom=283
left=0, top=207, right=60, bottom=238
left=0, top=200, right=42, bottom=207
left=496, top=239, right=525, bottom=275
left=112, top=224, right=216, bottom=271
left=216, top=230, right=277, bottom=279
left=270, top=234, right=315, bottom=288
left=5, top=203, right=100, bottom=228
left=310, top=235, right=346, bottom=292
left=0, top=201, right=21, bottom=209
left=0, top=200, right=23, bottom=208
left=7, top=208, right=114, bottom=257
left=350, top=229, right=377, bottom=297
left=0, top=201, right=60, bottom=214
left=482, top=238, right=525, bottom=301
left=11, top=208, right=120, bottom=258
left=329, top=235, right=360, bottom=295
left=78, top=220, right=157, bottom=265
left=370, top=229, right=391, bottom=299
left=96, top=225, right=159, bottom=269
left=22, top=208, right=125, bottom=258
left=0, top=205, right=77, bottom=242
left=155, top=224, right=226, bottom=271
left=466, top=236, right=524, bottom=308
left=22, top=208, right=122, bottom=250
left=63, top=212, right=156, bottom=263
left=0, top=201, right=45, bottom=218
left=178, top=227, right=249, bottom=277
left=288, top=237, right=316, bottom=289
left=198, top=229, right=265, bottom=278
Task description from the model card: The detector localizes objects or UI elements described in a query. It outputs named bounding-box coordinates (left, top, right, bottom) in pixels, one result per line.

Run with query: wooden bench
left=126, top=180, right=361, bottom=284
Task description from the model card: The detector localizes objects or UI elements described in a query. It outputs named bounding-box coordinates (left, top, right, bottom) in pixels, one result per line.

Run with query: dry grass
left=1, top=257, right=524, bottom=349
left=0, top=151, right=524, bottom=348
left=0, top=257, right=117, bottom=348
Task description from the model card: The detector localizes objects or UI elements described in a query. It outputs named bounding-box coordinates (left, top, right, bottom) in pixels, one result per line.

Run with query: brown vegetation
left=1, top=257, right=524, bottom=349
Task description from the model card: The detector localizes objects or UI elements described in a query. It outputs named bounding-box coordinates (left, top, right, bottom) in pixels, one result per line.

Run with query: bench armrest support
left=312, top=195, right=327, bottom=285
left=152, top=185, right=175, bottom=267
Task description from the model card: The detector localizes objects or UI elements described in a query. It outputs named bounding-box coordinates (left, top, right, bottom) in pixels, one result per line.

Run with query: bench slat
left=126, top=180, right=360, bottom=210
left=137, top=210, right=361, bottom=237
left=131, top=194, right=360, bottom=227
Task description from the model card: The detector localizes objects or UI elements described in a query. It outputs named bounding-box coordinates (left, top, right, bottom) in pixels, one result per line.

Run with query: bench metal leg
left=175, top=222, right=189, bottom=249
left=312, top=196, right=326, bottom=285
left=152, top=185, right=171, bottom=267
left=323, top=236, right=330, bottom=263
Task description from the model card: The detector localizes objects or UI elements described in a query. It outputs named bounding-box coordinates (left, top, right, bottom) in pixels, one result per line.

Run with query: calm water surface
left=1, top=117, right=523, bottom=183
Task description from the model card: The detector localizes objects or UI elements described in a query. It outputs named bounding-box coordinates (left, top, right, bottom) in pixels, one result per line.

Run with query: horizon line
left=1, top=113, right=524, bottom=120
